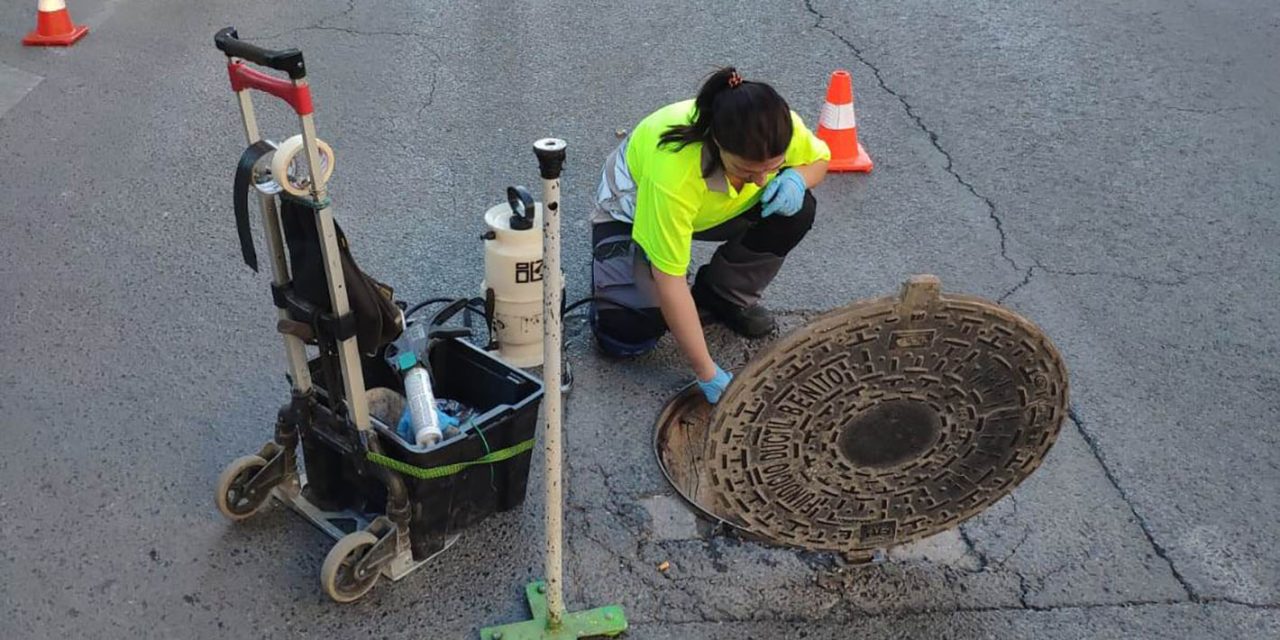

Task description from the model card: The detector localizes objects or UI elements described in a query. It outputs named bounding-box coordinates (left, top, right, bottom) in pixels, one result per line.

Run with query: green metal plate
left=480, top=582, right=627, bottom=640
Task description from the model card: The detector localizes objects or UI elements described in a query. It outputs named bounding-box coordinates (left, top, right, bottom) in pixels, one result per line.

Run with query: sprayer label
left=516, top=260, right=544, bottom=284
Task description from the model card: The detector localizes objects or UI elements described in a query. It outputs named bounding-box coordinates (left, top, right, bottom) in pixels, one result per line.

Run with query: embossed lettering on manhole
left=654, top=275, right=1069, bottom=555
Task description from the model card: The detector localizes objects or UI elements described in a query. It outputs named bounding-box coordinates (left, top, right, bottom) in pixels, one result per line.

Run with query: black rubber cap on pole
left=534, top=138, right=567, bottom=179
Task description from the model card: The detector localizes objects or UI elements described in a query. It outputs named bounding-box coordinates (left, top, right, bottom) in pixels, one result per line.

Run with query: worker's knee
left=590, top=306, right=666, bottom=357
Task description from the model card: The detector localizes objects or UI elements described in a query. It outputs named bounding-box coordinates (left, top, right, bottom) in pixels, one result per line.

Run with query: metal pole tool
left=480, top=139, right=628, bottom=640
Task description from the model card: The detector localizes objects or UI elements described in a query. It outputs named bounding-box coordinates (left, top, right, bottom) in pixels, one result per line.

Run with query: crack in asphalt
left=1068, top=407, right=1200, bottom=602
left=1019, top=561, right=1074, bottom=605
left=257, top=1, right=440, bottom=118
left=634, top=596, right=1279, bottom=626
left=802, top=1, right=1221, bottom=305
left=1166, top=106, right=1251, bottom=116
left=999, top=266, right=1038, bottom=303
left=1038, top=263, right=1203, bottom=286
left=956, top=525, right=990, bottom=571
left=1000, top=260, right=1219, bottom=302
left=996, top=527, right=1033, bottom=570
left=316, top=0, right=357, bottom=29
left=563, top=428, right=722, bottom=624
left=802, top=0, right=1020, bottom=275
left=1017, top=572, right=1033, bottom=609
left=791, top=5, right=1235, bottom=611
left=998, top=260, right=1213, bottom=302
left=635, top=596, right=1280, bottom=629
left=307, top=25, right=421, bottom=37
left=983, top=494, right=1033, bottom=570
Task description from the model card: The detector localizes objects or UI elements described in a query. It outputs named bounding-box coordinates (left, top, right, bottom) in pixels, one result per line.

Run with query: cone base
left=23, top=24, right=88, bottom=47
left=827, top=143, right=873, bottom=173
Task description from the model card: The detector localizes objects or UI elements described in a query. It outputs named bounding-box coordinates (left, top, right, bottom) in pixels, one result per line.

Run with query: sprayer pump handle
left=506, top=186, right=535, bottom=231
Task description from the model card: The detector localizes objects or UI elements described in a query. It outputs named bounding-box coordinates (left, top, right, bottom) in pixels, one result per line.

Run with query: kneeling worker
left=589, top=67, right=831, bottom=404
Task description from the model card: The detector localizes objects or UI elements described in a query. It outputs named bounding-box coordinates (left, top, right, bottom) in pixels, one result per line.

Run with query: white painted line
left=0, top=63, right=43, bottom=120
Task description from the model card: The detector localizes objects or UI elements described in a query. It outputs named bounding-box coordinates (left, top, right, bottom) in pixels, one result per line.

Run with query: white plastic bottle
left=403, top=365, right=442, bottom=447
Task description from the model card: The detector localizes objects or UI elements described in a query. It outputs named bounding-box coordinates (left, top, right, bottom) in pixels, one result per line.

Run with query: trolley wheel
left=214, top=455, right=271, bottom=521
left=320, top=531, right=382, bottom=603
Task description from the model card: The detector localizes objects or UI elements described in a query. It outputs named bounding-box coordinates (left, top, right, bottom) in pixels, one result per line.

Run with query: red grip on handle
left=227, top=61, right=314, bottom=115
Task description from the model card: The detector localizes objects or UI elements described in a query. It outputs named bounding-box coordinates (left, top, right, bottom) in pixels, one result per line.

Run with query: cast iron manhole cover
left=655, top=275, right=1069, bottom=556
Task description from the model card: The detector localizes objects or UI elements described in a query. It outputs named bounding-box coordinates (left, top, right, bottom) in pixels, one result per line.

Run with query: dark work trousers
left=590, top=191, right=817, bottom=356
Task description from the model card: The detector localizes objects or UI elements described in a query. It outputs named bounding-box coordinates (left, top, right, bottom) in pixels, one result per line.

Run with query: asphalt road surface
left=1, top=0, right=1277, bottom=638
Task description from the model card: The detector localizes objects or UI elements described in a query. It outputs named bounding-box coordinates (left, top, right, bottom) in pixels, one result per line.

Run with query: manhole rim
left=651, top=383, right=743, bottom=532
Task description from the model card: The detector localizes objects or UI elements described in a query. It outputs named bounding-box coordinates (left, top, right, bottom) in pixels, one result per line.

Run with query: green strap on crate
left=365, top=438, right=535, bottom=480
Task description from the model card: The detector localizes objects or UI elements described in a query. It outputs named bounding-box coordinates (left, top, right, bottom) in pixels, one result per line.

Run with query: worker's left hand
left=761, top=168, right=806, bottom=218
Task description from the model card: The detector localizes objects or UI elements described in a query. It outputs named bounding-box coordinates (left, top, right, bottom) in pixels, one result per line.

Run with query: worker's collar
left=701, top=145, right=729, bottom=193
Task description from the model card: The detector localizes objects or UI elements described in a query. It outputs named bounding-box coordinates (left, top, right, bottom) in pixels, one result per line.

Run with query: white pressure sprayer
left=481, top=186, right=544, bottom=367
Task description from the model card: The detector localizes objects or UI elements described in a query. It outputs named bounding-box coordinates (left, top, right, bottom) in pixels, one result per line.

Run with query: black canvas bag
left=278, top=198, right=402, bottom=354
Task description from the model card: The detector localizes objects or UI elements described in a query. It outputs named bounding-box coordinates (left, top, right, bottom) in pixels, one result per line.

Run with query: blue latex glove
left=760, top=168, right=806, bottom=218
left=397, top=407, right=460, bottom=443
left=696, top=364, right=734, bottom=404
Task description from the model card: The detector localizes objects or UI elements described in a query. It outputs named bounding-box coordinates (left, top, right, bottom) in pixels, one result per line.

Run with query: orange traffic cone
left=23, top=0, right=88, bottom=47
left=816, top=70, right=872, bottom=172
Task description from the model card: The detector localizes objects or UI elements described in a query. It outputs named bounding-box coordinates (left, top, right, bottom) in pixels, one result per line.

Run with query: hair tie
left=727, top=70, right=743, bottom=88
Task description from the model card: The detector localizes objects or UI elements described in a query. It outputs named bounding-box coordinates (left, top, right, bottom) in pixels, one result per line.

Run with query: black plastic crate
left=298, top=337, right=543, bottom=559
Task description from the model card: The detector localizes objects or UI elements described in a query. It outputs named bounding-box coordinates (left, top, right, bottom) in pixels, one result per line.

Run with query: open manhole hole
left=655, top=275, right=1069, bottom=557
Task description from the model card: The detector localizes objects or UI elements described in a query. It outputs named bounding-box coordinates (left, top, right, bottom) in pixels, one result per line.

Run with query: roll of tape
left=250, top=140, right=282, bottom=195
left=270, top=134, right=335, bottom=197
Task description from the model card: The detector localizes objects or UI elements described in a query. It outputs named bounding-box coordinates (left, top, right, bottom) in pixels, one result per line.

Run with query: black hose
left=405, top=294, right=653, bottom=348
left=563, top=295, right=654, bottom=320
left=563, top=297, right=594, bottom=315
left=400, top=296, right=496, bottom=347
left=404, top=297, right=455, bottom=319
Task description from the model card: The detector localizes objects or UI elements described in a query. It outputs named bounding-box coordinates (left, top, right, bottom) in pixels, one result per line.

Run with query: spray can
left=384, top=318, right=443, bottom=447
left=401, top=354, right=442, bottom=447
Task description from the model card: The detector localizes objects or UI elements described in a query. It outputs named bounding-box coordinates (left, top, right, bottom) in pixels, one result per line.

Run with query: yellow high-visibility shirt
left=625, top=99, right=830, bottom=276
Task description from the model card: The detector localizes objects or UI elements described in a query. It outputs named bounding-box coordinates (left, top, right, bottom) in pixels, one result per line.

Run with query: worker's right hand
left=696, top=364, right=734, bottom=404
left=761, top=168, right=806, bottom=217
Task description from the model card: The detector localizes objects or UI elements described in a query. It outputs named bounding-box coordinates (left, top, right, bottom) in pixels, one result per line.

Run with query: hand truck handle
left=215, top=27, right=314, bottom=115
left=215, top=27, right=306, bottom=79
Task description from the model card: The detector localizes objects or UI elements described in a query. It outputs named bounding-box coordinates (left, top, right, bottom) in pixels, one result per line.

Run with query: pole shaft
left=534, top=138, right=568, bottom=627
left=541, top=170, right=565, bottom=626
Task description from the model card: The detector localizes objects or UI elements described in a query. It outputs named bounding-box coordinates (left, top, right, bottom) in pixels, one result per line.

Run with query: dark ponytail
left=659, top=67, right=793, bottom=174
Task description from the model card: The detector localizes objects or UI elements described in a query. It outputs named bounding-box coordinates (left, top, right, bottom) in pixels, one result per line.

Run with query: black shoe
left=691, top=275, right=777, bottom=338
